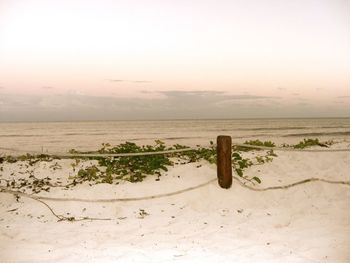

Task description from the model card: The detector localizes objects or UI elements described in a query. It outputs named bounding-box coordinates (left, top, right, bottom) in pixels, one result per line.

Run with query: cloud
left=0, top=86, right=5, bottom=89
left=0, top=90, right=348, bottom=121
left=108, top=79, right=152, bottom=83
left=131, top=80, right=152, bottom=83
left=297, top=102, right=311, bottom=107
left=159, top=90, right=275, bottom=99
left=157, top=91, right=278, bottom=106
left=109, top=79, right=125, bottom=82
left=337, top=96, right=350, bottom=98
left=159, top=90, right=225, bottom=97
left=42, top=86, right=54, bottom=90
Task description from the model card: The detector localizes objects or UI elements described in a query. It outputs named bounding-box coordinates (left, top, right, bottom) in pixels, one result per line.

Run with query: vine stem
left=0, top=188, right=111, bottom=222
left=233, top=176, right=350, bottom=191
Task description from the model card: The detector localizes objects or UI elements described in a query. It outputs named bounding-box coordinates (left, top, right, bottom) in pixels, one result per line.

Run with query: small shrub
left=294, top=138, right=320, bottom=149
left=235, top=139, right=275, bottom=151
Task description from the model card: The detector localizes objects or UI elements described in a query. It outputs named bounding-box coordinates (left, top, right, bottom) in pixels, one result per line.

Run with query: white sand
left=1, top=143, right=350, bottom=262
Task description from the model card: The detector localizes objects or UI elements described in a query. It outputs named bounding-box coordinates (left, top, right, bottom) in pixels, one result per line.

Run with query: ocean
left=1, top=118, right=350, bottom=154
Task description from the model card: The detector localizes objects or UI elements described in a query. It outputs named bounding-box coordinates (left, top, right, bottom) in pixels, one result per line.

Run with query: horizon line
left=1, top=116, right=350, bottom=124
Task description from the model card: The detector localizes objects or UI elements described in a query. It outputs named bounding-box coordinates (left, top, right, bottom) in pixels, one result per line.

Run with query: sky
left=0, top=0, right=349, bottom=121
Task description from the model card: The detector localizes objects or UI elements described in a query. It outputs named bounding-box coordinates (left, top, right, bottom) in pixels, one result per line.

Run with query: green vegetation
left=234, top=139, right=275, bottom=152
left=244, top=140, right=276, bottom=148
left=72, top=140, right=217, bottom=184
left=97, top=140, right=172, bottom=183
left=293, top=138, right=329, bottom=149
left=1, top=137, right=340, bottom=196
left=1, top=139, right=285, bottom=193
left=69, top=140, right=275, bottom=185
left=3, top=154, right=52, bottom=165
left=281, top=138, right=332, bottom=149
left=232, top=152, right=253, bottom=177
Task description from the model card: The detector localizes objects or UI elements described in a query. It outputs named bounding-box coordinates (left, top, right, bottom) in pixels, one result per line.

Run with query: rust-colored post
left=217, top=135, right=232, bottom=189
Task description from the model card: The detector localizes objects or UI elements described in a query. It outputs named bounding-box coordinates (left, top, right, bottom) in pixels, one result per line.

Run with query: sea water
left=0, top=118, right=350, bottom=154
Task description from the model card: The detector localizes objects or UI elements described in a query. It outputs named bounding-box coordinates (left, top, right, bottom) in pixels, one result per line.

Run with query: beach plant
left=73, top=141, right=173, bottom=183
left=98, top=141, right=172, bottom=182
left=70, top=159, right=81, bottom=172
left=69, top=140, right=275, bottom=185
left=293, top=138, right=328, bottom=149
left=232, top=152, right=253, bottom=177
left=1, top=173, right=53, bottom=194
left=49, top=162, right=62, bottom=171
left=231, top=152, right=262, bottom=184
left=71, top=140, right=221, bottom=184
left=174, top=141, right=217, bottom=164
left=294, top=138, right=320, bottom=149
left=4, top=155, right=18, bottom=163
left=256, top=156, right=268, bottom=164
left=245, top=140, right=275, bottom=148
left=138, top=209, right=150, bottom=219
left=5, top=154, right=52, bottom=166
left=1, top=140, right=278, bottom=191
left=234, top=139, right=275, bottom=151
left=77, top=165, right=100, bottom=181
left=282, top=138, right=332, bottom=149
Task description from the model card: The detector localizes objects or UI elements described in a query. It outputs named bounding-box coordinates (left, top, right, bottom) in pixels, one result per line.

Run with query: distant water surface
left=0, top=119, right=350, bottom=153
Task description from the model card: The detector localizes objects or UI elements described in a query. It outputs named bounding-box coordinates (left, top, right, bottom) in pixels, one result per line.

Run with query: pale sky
left=0, top=0, right=349, bottom=121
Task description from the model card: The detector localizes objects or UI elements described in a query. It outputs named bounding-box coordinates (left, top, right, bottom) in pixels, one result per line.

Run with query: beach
left=0, top=119, right=350, bottom=262
left=2, top=0, right=350, bottom=260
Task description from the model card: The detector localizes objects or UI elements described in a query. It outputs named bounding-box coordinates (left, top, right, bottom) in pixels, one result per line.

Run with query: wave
left=130, top=136, right=206, bottom=141
left=209, top=127, right=348, bottom=133
left=205, top=127, right=307, bottom=132
left=231, top=126, right=349, bottom=132
left=319, top=126, right=350, bottom=129
left=236, top=127, right=307, bottom=131
left=63, top=133, right=111, bottom=136
left=0, top=133, right=113, bottom=137
left=284, top=131, right=350, bottom=137
left=0, top=134, right=40, bottom=137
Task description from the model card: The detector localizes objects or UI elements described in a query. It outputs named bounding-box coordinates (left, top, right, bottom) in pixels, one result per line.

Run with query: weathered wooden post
left=217, top=135, right=232, bottom=189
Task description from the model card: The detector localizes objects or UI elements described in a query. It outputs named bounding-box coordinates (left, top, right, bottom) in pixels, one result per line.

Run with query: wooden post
left=217, top=135, right=232, bottom=189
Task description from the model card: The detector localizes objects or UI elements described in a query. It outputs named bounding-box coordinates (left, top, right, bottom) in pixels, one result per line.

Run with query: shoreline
left=1, top=116, right=350, bottom=125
